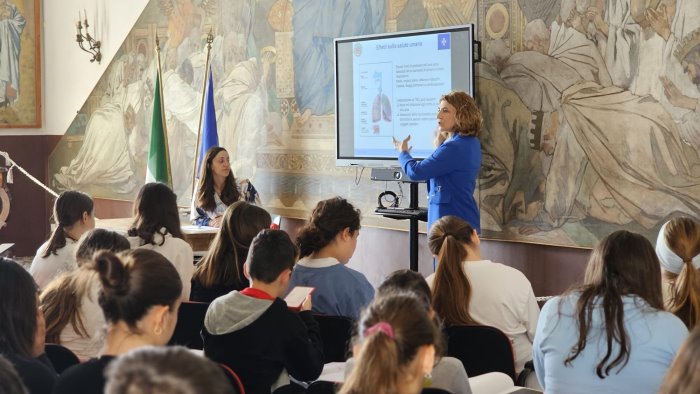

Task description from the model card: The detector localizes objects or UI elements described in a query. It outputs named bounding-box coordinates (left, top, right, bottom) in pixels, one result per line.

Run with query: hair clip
left=364, top=321, right=394, bottom=339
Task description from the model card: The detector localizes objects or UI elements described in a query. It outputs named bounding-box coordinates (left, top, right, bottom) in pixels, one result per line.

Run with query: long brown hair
left=340, top=293, right=440, bottom=394
left=193, top=201, right=271, bottom=288
left=195, top=146, right=240, bottom=212
left=663, top=217, right=700, bottom=328
left=440, top=91, right=482, bottom=137
left=660, top=327, right=700, bottom=394
left=128, top=183, right=184, bottom=245
left=563, top=230, right=664, bottom=379
left=41, top=229, right=131, bottom=343
left=296, top=197, right=361, bottom=258
left=42, top=191, right=94, bottom=258
left=429, top=215, right=479, bottom=326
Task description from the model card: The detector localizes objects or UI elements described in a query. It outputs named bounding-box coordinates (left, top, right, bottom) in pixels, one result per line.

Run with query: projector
left=370, top=168, right=407, bottom=181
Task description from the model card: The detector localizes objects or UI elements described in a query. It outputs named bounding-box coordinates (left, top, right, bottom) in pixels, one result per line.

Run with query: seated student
left=30, top=190, right=94, bottom=289
left=40, top=228, right=131, bottom=360
left=0, top=354, right=29, bottom=394
left=339, top=293, right=439, bottom=394
left=104, top=346, right=234, bottom=394
left=533, top=230, right=688, bottom=394
left=660, top=326, right=700, bottom=394
left=191, top=201, right=272, bottom=302
left=289, top=197, right=374, bottom=319
left=655, top=217, right=700, bottom=328
left=202, top=229, right=324, bottom=394
left=346, top=269, right=472, bottom=394
left=425, top=215, right=539, bottom=374
left=128, top=182, right=194, bottom=300
left=53, top=249, right=182, bottom=394
left=0, top=257, right=57, bottom=394
left=191, top=147, right=242, bottom=227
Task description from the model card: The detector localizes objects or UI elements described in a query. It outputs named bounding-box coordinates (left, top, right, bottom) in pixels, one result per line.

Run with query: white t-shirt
left=30, top=238, right=78, bottom=289
left=427, top=259, right=540, bottom=372
left=128, top=229, right=194, bottom=300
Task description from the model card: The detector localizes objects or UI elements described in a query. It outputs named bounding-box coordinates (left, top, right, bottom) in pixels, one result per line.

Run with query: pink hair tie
left=364, top=321, right=394, bottom=339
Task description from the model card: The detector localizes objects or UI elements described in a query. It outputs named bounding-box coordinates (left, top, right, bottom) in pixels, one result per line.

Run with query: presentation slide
left=352, top=34, right=451, bottom=159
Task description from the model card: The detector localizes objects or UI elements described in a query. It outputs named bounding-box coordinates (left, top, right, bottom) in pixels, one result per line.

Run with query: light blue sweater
left=288, top=257, right=374, bottom=319
left=533, top=293, right=687, bottom=394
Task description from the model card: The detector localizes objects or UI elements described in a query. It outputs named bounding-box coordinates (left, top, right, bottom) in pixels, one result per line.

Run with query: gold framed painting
left=0, top=0, right=41, bottom=128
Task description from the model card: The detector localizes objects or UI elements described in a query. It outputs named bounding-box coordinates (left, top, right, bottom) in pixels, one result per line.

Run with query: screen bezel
left=334, top=24, right=476, bottom=168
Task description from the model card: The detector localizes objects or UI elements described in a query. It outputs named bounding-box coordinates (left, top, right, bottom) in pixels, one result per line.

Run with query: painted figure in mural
left=292, top=0, right=385, bottom=124
left=0, top=0, right=25, bottom=107
left=504, top=18, right=700, bottom=235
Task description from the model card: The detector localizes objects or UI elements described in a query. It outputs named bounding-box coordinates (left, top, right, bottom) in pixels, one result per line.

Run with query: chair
left=421, top=389, right=453, bottom=394
left=219, top=363, right=245, bottom=394
left=44, top=343, right=80, bottom=374
left=313, top=315, right=354, bottom=363
left=443, top=325, right=517, bottom=383
left=306, top=380, right=339, bottom=394
left=168, top=301, right=209, bottom=350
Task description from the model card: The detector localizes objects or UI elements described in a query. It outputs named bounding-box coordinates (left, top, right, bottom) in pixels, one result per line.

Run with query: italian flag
left=146, top=70, right=172, bottom=186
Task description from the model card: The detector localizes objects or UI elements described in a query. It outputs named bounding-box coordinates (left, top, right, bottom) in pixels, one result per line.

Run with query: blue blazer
left=399, top=134, right=481, bottom=233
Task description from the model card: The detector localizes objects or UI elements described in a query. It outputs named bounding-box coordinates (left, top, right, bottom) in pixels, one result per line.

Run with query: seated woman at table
left=128, top=182, right=194, bottom=300
left=190, top=201, right=272, bottom=302
left=190, top=147, right=242, bottom=227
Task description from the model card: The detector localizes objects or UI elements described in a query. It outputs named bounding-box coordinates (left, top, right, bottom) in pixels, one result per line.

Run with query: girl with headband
left=656, top=217, right=700, bottom=328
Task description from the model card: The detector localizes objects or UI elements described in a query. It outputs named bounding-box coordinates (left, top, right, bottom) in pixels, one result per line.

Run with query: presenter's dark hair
left=95, top=249, right=182, bottom=329
left=194, top=201, right=272, bottom=288
left=129, top=182, right=184, bottom=245
left=104, top=346, right=232, bottom=394
left=42, top=190, right=94, bottom=258
left=75, top=228, right=131, bottom=266
left=196, top=146, right=240, bottom=212
left=247, top=229, right=298, bottom=284
left=663, top=217, right=700, bottom=328
left=429, top=215, right=479, bottom=326
left=0, top=257, right=39, bottom=358
left=297, top=197, right=361, bottom=258
left=563, top=230, right=663, bottom=379
left=441, top=91, right=482, bottom=137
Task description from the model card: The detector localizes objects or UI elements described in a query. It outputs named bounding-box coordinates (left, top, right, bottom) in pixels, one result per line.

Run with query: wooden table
left=96, top=217, right=218, bottom=252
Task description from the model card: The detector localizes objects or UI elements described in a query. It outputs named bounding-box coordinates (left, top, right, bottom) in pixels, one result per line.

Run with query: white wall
left=0, top=0, right=148, bottom=136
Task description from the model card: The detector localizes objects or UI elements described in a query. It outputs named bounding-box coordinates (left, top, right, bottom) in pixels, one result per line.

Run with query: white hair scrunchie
left=655, top=221, right=700, bottom=274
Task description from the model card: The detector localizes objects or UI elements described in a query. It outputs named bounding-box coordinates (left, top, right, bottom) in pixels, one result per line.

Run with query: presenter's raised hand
left=393, top=135, right=412, bottom=153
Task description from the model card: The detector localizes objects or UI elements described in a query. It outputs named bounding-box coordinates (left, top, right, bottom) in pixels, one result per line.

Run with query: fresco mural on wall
left=48, top=0, right=700, bottom=248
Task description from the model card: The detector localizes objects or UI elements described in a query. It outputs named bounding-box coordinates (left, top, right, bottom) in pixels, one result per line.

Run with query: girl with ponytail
left=53, top=249, right=182, bottom=394
left=533, top=230, right=688, bottom=394
left=656, top=217, right=700, bottom=328
left=426, top=215, right=539, bottom=374
left=289, top=196, right=374, bottom=319
left=340, top=293, right=439, bottom=394
left=30, top=190, right=94, bottom=289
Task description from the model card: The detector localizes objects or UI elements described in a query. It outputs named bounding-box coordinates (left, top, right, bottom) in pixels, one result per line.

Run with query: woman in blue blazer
left=395, top=91, right=482, bottom=233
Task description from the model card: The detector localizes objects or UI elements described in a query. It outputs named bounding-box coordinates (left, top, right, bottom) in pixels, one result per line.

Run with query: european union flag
left=196, top=65, right=219, bottom=176
left=438, top=33, right=451, bottom=50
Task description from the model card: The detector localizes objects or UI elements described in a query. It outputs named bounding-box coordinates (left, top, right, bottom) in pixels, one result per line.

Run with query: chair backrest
left=443, top=325, right=516, bottom=383
left=421, top=389, right=453, bottom=394
left=219, top=363, right=245, bottom=394
left=306, top=380, right=339, bottom=394
left=44, top=343, right=80, bottom=374
left=168, top=301, right=210, bottom=350
left=313, top=314, right=354, bottom=363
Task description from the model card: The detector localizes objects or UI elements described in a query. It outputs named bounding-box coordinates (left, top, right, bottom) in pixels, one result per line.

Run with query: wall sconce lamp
left=76, top=11, right=101, bottom=63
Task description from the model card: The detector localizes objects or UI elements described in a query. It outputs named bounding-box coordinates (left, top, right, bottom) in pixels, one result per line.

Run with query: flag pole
left=155, top=34, right=173, bottom=187
left=191, top=30, right=215, bottom=199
